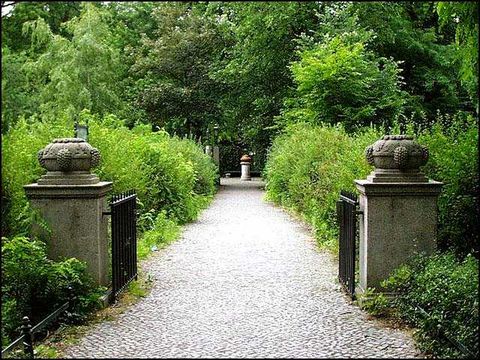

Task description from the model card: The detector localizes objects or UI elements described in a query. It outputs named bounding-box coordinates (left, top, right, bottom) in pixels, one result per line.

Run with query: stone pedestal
left=24, top=138, right=111, bottom=286
left=24, top=182, right=112, bottom=286
left=355, top=135, right=442, bottom=293
left=355, top=180, right=442, bottom=293
left=240, top=162, right=251, bottom=181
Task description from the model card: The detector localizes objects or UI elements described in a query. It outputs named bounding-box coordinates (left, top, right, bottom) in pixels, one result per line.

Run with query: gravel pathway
left=64, top=177, right=420, bottom=358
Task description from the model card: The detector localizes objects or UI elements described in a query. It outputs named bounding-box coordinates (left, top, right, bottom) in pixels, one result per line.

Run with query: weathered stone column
left=355, top=135, right=442, bottom=293
left=213, top=146, right=220, bottom=167
left=205, top=145, right=213, bottom=157
left=24, top=138, right=112, bottom=286
left=240, top=154, right=252, bottom=181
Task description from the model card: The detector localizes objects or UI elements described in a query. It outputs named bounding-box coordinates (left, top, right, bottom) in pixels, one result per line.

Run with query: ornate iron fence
left=337, top=190, right=360, bottom=300
left=107, top=190, right=138, bottom=302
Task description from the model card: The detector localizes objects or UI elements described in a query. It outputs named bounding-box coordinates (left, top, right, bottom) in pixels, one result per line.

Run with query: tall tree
left=129, top=2, right=225, bottom=137
left=211, top=2, right=319, bottom=168
left=21, top=2, right=121, bottom=122
left=437, top=1, right=479, bottom=109
left=1, top=1, right=81, bottom=52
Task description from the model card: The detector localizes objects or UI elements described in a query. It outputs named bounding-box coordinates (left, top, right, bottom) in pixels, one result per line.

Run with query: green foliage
left=351, top=2, right=467, bottom=121
left=20, top=3, right=122, bottom=122
left=286, top=32, right=406, bottom=131
left=1, top=236, right=103, bottom=343
left=416, top=113, right=479, bottom=256
left=129, top=2, right=224, bottom=136
left=86, top=113, right=216, bottom=224
left=264, top=122, right=380, bottom=250
left=437, top=2, right=479, bottom=105
left=1, top=47, right=38, bottom=133
left=357, top=288, right=392, bottom=317
left=1, top=116, right=70, bottom=237
left=383, top=252, right=479, bottom=358
left=1, top=2, right=81, bottom=52
left=137, top=211, right=180, bottom=260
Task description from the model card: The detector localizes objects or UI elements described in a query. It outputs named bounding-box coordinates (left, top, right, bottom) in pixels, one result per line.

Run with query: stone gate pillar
left=24, top=138, right=112, bottom=286
left=354, top=135, right=442, bottom=293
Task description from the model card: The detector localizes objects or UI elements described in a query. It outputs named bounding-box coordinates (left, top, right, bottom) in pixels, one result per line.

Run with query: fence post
left=21, top=316, right=34, bottom=359
left=67, top=285, right=75, bottom=316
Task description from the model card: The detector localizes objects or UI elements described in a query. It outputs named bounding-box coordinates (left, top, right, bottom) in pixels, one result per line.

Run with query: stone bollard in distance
left=240, top=154, right=252, bottom=181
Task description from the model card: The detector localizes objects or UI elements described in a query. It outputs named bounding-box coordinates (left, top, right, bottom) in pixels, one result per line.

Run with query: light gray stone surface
left=355, top=180, right=442, bottom=293
left=24, top=182, right=112, bottom=286
left=64, top=178, right=420, bottom=358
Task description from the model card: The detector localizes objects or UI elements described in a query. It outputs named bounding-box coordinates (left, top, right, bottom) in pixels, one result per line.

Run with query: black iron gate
left=108, top=190, right=137, bottom=302
left=337, top=190, right=360, bottom=299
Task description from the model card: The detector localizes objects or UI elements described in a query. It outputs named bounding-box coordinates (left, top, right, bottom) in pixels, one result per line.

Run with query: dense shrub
left=1, top=111, right=218, bottom=238
left=264, top=114, right=478, bottom=256
left=416, top=113, right=479, bottom=257
left=264, top=122, right=380, bottom=250
left=1, top=116, right=69, bottom=237
left=383, top=251, right=479, bottom=358
left=88, top=116, right=217, bottom=224
left=1, top=236, right=103, bottom=346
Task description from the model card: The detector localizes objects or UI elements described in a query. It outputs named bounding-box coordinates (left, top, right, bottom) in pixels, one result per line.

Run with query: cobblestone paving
left=65, top=178, right=420, bottom=358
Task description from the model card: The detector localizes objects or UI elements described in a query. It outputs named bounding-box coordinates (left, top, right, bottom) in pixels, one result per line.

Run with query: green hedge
left=263, top=122, right=380, bottom=250
left=264, top=115, right=478, bottom=256
left=416, top=114, right=479, bottom=256
left=1, top=111, right=218, bottom=238
left=383, top=251, right=479, bottom=358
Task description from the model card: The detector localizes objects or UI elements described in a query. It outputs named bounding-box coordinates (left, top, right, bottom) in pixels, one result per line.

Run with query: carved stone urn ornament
left=36, top=138, right=101, bottom=185
left=364, top=135, right=430, bottom=183
left=240, top=154, right=252, bottom=163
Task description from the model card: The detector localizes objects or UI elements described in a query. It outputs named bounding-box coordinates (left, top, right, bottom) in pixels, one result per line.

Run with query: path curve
left=65, top=178, right=420, bottom=358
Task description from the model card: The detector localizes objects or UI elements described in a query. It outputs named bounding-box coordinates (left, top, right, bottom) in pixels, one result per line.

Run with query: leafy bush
left=264, top=122, right=380, bottom=250
left=137, top=211, right=180, bottom=260
left=1, top=236, right=103, bottom=345
left=1, top=111, right=217, bottom=239
left=416, top=113, right=479, bottom=256
left=383, top=251, right=479, bottom=358
left=284, top=32, right=406, bottom=131
left=356, top=288, right=392, bottom=317
left=1, top=116, right=69, bottom=237
left=87, top=112, right=217, bottom=224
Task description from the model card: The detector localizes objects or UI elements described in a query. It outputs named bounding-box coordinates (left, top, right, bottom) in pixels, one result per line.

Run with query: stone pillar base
left=240, top=162, right=251, bottom=181
left=24, top=182, right=112, bottom=286
left=355, top=179, right=442, bottom=293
